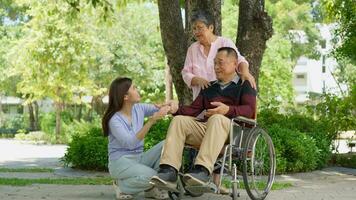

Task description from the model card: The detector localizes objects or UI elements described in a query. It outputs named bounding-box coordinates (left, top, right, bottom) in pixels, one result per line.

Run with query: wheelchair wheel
left=168, top=191, right=180, bottom=200
left=242, top=127, right=276, bottom=200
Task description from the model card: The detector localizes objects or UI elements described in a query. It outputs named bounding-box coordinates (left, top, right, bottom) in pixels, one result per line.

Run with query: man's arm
left=173, top=94, right=205, bottom=117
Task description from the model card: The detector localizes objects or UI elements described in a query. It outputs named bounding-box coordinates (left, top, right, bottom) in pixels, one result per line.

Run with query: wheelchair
left=167, top=116, right=276, bottom=200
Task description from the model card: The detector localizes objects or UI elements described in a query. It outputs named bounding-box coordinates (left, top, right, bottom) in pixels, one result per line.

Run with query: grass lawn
left=0, top=168, right=55, bottom=173
left=0, top=177, right=113, bottom=186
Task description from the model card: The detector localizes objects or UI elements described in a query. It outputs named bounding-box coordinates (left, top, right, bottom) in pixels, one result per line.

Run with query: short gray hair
left=191, top=10, right=214, bottom=27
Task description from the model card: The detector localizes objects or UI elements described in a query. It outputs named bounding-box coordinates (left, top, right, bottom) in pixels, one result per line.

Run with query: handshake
left=150, top=100, right=179, bottom=122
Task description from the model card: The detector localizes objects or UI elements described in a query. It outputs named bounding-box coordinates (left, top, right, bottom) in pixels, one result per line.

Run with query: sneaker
left=113, top=181, right=134, bottom=200
left=182, top=165, right=210, bottom=187
left=144, top=187, right=168, bottom=199
left=150, top=165, right=178, bottom=192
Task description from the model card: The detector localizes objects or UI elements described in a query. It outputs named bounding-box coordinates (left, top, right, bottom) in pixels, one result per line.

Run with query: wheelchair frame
left=168, top=116, right=276, bottom=200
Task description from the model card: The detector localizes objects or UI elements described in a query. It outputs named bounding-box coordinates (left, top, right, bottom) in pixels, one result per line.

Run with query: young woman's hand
left=150, top=106, right=170, bottom=122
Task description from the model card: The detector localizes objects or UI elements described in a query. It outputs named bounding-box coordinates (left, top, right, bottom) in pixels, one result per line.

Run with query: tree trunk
left=236, top=0, right=273, bottom=86
left=55, top=101, right=62, bottom=140
left=28, top=103, right=35, bottom=131
left=34, top=101, right=39, bottom=130
left=165, top=64, right=173, bottom=101
left=158, top=0, right=221, bottom=104
left=92, top=95, right=105, bottom=116
left=157, top=0, right=191, bottom=104
left=185, top=0, right=221, bottom=45
left=0, top=95, right=3, bottom=126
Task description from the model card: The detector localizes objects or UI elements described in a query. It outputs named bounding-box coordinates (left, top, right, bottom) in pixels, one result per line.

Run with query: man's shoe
left=182, top=165, right=210, bottom=187
left=183, top=166, right=217, bottom=194
left=150, top=165, right=178, bottom=192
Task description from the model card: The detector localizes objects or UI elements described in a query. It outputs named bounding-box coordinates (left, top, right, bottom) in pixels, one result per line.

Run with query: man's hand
left=191, top=76, right=211, bottom=89
left=205, top=102, right=229, bottom=117
left=166, top=100, right=179, bottom=114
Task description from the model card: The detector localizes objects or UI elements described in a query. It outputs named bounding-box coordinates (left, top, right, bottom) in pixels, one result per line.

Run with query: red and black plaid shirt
left=174, top=78, right=257, bottom=121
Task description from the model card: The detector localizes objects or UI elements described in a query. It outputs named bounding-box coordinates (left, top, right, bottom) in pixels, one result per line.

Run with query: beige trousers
left=160, top=114, right=231, bottom=174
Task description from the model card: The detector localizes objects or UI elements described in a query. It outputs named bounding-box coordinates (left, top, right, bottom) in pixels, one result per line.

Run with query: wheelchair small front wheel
left=168, top=191, right=180, bottom=200
left=242, top=127, right=276, bottom=200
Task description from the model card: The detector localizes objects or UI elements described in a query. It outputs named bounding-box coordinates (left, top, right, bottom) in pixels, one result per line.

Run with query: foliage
left=8, top=1, right=110, bottom=103
left=222, top=0, right=320, bottom=109
left=330, top=153, right=356, bottom=169
left=268, top=124, right=319, bottom=173
left=0, top=114, right=26, bottom=130
left=144, top=117, right=171, bottom=151
left=14, top=131, right=53, bottom=144
left=101, top=3, right=166, bottom=102
left=258, top=108, right=334, bottom=171
left=62, top=119, right=108, bottom=171
left=319, top=0, right=356, bottom=64
left=259, top=34, right=294, bottom=108
left=307, top=87, right=356, bottom=138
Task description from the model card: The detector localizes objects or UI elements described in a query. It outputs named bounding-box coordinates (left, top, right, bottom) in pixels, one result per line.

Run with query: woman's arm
left=135, top=106, right=170, bottom=140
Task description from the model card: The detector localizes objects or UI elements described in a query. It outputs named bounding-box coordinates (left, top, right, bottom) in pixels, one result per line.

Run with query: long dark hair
left=102, top=77, right=132, bottom=136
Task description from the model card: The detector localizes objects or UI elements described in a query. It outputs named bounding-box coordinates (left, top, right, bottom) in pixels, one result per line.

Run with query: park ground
left=0, top=139, right=355, bottom=200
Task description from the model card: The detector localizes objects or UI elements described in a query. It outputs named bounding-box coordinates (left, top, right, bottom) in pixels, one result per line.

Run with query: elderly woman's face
left=192, top=20, right=214, bottom=43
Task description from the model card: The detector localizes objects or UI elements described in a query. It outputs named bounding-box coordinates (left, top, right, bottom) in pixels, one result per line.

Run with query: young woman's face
left=124, top=84, right=141, bottom=103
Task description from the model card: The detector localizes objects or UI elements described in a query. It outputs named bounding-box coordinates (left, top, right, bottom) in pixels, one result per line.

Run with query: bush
left=62, top=117, right=171, bottom=171
left=144, top=117, right=171, bottom=151
left=268, top=124, right=319, bottom=173
left=330, top=153, right=356, bottom=168
left=1, top=115, right=27, bottom=130
left=14, top=131, right=52, bottom=144
left=62, top=120, right=108, bottom=171
left=259, top=109, right=333, bottom=171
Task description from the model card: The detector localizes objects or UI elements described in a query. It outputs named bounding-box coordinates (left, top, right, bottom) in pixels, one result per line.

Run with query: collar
left=214, top=75, right=240, bottom=86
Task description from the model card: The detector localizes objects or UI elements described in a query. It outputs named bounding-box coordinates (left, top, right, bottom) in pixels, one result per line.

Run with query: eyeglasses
left=192, top=26, right=206, bottom=33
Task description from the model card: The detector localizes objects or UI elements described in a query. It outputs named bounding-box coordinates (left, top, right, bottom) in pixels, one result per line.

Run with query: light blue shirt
left=108, top=103, right=159, bottom=161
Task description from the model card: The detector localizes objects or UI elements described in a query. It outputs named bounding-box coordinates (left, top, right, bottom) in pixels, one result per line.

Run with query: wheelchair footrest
left=185, top=182, right=217, bottom=194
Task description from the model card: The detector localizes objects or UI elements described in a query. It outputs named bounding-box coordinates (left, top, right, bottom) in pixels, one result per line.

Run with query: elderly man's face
left=214, top=51, right=237, bottom=80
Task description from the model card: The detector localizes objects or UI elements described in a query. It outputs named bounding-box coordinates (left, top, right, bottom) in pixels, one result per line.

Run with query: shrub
left=1, top=115, right=27, bottom=130
left=331, top=153, right=356, bottom=169
left=144, top=117, right=171, bottom=151
left=259, top=109, right=333, bottom=170
left=268, top=124, right=319, bottom=173
left=62, top=120, right=108, bottom=171
left=14, top=131, right=52, bottom=144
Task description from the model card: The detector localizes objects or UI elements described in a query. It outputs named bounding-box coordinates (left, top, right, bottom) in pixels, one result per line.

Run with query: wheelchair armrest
left=233, top=116, right=257, bottom=126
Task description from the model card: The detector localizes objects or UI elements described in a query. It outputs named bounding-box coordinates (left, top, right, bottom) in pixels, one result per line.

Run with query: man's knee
left=207, top=114, right=229, bottom=123
left=171, top=115, right=193, bottom=125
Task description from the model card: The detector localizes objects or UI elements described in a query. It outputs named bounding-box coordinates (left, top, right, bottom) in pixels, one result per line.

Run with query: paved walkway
left=0, top=139, right=355, bottom=200
left=0, top=139, right=67, bottom=168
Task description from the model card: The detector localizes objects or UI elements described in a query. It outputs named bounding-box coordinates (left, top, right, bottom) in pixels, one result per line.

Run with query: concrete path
left=0, top=139, right=356, bottom=200
left=0, top=139, right=67, bottom=168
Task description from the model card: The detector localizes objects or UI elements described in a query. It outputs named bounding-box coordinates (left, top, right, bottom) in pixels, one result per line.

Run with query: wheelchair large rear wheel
left=242, top=127, right=276, bottom=200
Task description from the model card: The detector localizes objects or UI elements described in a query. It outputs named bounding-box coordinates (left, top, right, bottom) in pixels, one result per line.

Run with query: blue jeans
left=108, top=141, right=164, bottom=194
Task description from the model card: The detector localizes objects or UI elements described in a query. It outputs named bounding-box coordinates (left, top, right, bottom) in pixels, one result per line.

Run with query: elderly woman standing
left=182, top=10, right=256, bottom=101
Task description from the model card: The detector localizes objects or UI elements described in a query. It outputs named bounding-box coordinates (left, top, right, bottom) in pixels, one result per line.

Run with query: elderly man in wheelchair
left=151, top=47, right=275, bottom=200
